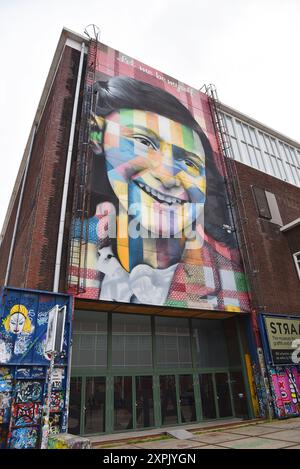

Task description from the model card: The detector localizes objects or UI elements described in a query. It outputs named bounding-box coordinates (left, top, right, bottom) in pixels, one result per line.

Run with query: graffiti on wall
left=269, top=367, right=300, bottom=418
left=49, top=413, right=61, bottom=435
left=0, top=288, right=71, bottom=449
left=11, top=402, right=41, bottom=427
left=0, top=291, right=70, bottom=366
left=8, top=426, right=39, bottom=449
left=0, top=368, right=13, bottom=425
left=15, top=381, right=43, bottom=403
left=68, top=43, right=250, bottom=313
left=50, top=390, right=65, bottom=412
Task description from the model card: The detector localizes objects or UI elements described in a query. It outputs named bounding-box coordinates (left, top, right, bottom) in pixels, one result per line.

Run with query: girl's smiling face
left=102, top=109, right=206, bottom=237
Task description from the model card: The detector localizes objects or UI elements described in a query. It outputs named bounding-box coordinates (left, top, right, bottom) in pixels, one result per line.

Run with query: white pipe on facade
left=4, top=125, right=37, bottom=286
left=53, top=41, right=86, bottom=292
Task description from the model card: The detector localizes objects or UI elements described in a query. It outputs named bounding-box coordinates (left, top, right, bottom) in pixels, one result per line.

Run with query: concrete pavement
left=91, top=417, right=300, bottom=450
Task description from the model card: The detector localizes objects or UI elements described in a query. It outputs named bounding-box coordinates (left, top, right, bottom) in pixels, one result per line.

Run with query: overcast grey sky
left=0, top=0, right=299, bottom=232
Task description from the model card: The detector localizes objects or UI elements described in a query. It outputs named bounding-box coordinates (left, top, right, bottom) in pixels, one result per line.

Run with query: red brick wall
left=234, top=161, right=300, bottom=315
left=0, top=45, right=82, bottom=292
left=284, top=225, right=300, bottom=256
left=0, top=184, right=22, bottom=286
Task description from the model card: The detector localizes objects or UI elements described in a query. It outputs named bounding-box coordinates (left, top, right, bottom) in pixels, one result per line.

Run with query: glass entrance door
left=230, top=371, right=249, bottom=419
left=179, top=375, right=196, bottom=423
left=199, top=374, right=217, bottom=419
left=160, top=375, right=178, bottom=426
left=114, top=376, right=133, bottom=431
left=135, top=376, right=154, bottom=429
left=69, top=376, right=106, bottom=435
left=69, top=377, right=82, bottom=435
left=215, top=373, right=233, bottom=418
left=159, top=374, right=196, bottom=425
left=113, top=376, right=154, bottom=431
left=70, top=370, right=248, bottom=434
left=84, top=377, right=106, bottom=434
left=200, top=372, right=235, bottom=419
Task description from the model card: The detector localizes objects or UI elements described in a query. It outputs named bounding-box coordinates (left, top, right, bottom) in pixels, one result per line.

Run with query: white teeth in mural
left=136, top=181, right=183, bottom=205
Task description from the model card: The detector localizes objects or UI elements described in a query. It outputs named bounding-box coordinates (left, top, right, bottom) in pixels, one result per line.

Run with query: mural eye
left=133, top=135, right=157, bottom=150
left=184, top=159, right=200, bottom=176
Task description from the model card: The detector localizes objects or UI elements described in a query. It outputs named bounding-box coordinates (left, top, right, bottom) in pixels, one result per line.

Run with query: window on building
left=155, top=317, right=192, bottom=368
left=293, top=252, right=300, bottom=280
left=252, top=186, right=283, bottom=225
left=72, top=310, right=107, bottom=368
left=252, top=186, right=271, bottom=219
left=192, top=319, right=228, bottom=367
left=192, top=318, right=241, bottom=368
left=222, top=112, right=300, bottom=188
left=112, top=313, right=152, bottom=368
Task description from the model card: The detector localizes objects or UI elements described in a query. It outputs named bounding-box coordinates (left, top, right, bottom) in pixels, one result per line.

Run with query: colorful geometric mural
left=69, top=42, right=250, bottom=313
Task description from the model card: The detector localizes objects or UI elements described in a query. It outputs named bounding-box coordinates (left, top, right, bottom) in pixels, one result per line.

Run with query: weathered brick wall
left=0, top=184, right=22, bottom=286
left=234, top=160, right=300, bottom=315
left=284, top=225, right=300, bottom=256
left=0, top=45, right=81, bottom=292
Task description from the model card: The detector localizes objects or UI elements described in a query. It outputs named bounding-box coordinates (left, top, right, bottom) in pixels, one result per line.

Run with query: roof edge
left=0, top=27, right=88, bottom=245
left=220, top=102, right=300, bottom=149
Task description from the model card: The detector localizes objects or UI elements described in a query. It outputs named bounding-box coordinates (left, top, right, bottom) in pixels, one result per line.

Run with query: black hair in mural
left=90, top=76, right=235, bottom=248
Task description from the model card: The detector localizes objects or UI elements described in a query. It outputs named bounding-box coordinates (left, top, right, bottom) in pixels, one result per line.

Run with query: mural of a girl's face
left=102, top=109, right=206, bottom=238
left=9, top=312, right=26, bottom=334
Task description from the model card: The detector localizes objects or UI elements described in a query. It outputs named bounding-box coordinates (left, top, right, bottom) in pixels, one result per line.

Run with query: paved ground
left=91, top=417, right=300, bottom=450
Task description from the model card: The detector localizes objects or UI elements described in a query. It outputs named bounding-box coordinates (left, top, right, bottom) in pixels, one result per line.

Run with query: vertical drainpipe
left=4, top=125, right=37, bottom=286
left=53, top=41, right=86, bottom=293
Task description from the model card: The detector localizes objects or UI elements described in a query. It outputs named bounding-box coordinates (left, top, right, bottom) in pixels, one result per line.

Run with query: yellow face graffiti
left=102, top=109, right=206, bottom=238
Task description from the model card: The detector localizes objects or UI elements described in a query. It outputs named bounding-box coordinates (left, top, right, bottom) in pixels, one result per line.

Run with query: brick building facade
left=233, top=160, right=300, bottom=315
left=0, top=28, right=300, bottom=436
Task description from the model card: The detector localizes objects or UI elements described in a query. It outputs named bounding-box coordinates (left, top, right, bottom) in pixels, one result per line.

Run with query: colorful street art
left=269, top=367, right=300, bottom=418
left=11, top=402, right=41, bottom=427
left=15, top=381, right=43, bottom=403
left=68, top=42, right=250, bottom=313
left=0, top=287, right=72, bottom=449
left=50, top=390, right=65, bottom=412
left=49, top=413, right=61, bottom=435
left=3, top=304, right=33, bottom=335
left=0, top=368, right=13, bottom=425
left=8, top=426, right=39, bottom=449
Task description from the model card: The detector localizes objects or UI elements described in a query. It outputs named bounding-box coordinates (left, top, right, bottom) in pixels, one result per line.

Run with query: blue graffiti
left=9, top=426, right=38, bottom=449
left=37, top=311, right=49, bottom=326
left=16, top=368, right=31, bottom=379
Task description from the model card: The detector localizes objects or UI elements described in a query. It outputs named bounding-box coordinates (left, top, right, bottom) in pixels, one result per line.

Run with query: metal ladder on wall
left=203, top=84, right=261, bottom=304
left=67, top=32, right=99, bottom=294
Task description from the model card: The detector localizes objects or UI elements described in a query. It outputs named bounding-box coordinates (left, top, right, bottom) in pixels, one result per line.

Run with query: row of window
left=221, top=112, right=300, bottom=187
left=72, top=311, right=242, bottom=370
